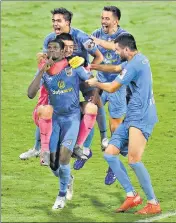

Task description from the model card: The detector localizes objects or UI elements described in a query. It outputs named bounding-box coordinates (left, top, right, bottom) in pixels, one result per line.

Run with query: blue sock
left=59, top=164, right=71, bottom=196
left=34, top=127, right=41, bottom=151
left=51, top=167, right=60, bottom=178
left=104, top=154, right=134, bottom=193
left=83, top=128, right=94, bottom=148
left=96, top=107, right=107, bottom=140
left=130, top=162, right=156, bottom=200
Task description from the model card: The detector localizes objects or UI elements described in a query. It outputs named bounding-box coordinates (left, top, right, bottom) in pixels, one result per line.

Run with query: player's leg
left=73, top=128, right=94, bottom=170
left=104, top=122, right=142, bottom=212
left=19, top=127, right=41, bottom=160
left=52, top=113, right=80, bottom=209
left=76, top=101, right=97, bottom=147
left=105, top=90, right=126, bottom=185
left=97, top=91, right=109, bottom=150
left=128, top=125, right=161, bottom=214
left=37, top=105, right=53, bottom=166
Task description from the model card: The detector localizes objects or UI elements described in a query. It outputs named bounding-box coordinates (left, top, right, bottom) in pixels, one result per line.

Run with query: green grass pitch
left=1, top=1, right=176, bottom=222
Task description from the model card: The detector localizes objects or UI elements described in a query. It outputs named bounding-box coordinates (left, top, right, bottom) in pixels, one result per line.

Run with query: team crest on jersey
left=105, top=52, right=113, bottom=60
left=65, top=67, right=73, bottom=77
left=58, top=80, right=65, bottom=89
left=83, top=38, right=95, bottom=50
left=142, top=58, right=149, bottom=64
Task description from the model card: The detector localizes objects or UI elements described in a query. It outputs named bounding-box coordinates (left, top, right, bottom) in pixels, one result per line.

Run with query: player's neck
left=108, top=26, right=118, bottom=35
left=64, top=26, right=70, bottom=34
left=128, top=51, right=139, bottom=61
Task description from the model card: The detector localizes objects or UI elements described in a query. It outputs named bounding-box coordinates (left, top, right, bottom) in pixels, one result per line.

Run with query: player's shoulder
left=92, top=28, right=102, bottom=37
left=71, top=27, right=89, bottom=40
left=44, top=32, right=56, bottom=41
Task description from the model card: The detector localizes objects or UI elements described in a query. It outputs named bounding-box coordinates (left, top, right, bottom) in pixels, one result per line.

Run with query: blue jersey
left=40, top=66, right=90, bottom=115
left=43, top=27, right=98, bottom=63
left=92, top=26, right=127, bottom=83
left=115, top=53, right=158, bottom=124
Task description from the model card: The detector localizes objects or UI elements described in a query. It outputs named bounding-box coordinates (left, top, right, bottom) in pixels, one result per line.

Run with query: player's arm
left=91, top=36, right=115, bottom=51
left=82, top=36, right=103, bottom=64
left=90, top=63, right=125, bottom=73
left=28, top=58, right=53, bottom=99
left=86, top=64, right=137, bottom=93
left=86, top=78, right=122, bottom=93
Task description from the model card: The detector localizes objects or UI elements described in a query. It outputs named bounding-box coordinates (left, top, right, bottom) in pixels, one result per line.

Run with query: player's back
left=125, top=53, right=158, bottom=124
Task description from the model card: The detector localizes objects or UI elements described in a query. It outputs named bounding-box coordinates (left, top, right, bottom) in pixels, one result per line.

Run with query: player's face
left=62, top=40, right=74, bottom=57
left=115, top=43, right=128, bottom=61
left=101, top=11, right=118, bottom=34
left=47, top=42, right=64, bottom=60
left=52, top=14, right=69, bottom=35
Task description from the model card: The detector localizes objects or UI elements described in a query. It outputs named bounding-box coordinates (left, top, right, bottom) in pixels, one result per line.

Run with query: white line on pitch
left=135, top=210, right=176, bottom=222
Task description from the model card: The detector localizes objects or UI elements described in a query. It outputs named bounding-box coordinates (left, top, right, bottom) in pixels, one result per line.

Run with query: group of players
left=20, top=6, right=162, bottom=214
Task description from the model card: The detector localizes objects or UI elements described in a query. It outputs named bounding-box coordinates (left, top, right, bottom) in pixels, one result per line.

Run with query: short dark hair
left=103, top=6, right=121, bottom=20
left=48, top=39, right=65, bottom=50
left=51, top=7, right=73, bottom=23
left=114, top=33, right=137, bottom=51
left=56, top=33, right=73, bottom=42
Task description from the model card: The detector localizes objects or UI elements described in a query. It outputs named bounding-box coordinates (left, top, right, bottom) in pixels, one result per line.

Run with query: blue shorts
left=101, top=89, right=126, bottom=119
left=109, top=120, right=155, bottom=156
left=49, top=112, right=80, bottom=153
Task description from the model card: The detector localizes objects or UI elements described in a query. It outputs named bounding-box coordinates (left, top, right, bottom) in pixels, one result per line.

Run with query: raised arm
left=28, top=58, right=53, bottom=99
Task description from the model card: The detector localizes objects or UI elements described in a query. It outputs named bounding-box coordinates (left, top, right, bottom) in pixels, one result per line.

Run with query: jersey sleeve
left=115, top=64, right=137, bottom=85
left=80, top=33, right=98, bottom=55
left=75, top=66, right=91, bottom=81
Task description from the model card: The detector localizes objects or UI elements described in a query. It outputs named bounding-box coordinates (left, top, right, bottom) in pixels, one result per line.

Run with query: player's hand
left=85, top=77, right=98, bottom=87
left=69, top=56, right=85, bottom=68
left=90, top=36, right=102, bottom=45
left=36, top=52, right=48, bottom=63
left=40, top=57, right=54, bottom=72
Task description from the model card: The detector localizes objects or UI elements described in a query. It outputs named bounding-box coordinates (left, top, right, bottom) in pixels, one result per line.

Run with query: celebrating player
left=28, top=38, right=91, bottom=209
left=20, top=7, right=106, bottom=160
left=74, top=6, right=127, bottom=184
left=86, top=33, right=161, bottom=215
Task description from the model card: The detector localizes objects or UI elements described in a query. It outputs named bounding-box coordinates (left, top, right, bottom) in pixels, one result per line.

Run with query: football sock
left=76, top=114, right=96, bottom=146
left=83, top=128, right=94, bottom=148
left=59, top=164, right=71, bottom=195
left=130, top=162, right=156, bottom=200
left=96, top=107, right=107, bottom=140
left=83, top=147, right=90, bottom=156
left=34, top=127, right=41, bottom=151
left=104, top=154, right=134, bottom=193
left=38, top=118, right=52, bottom=152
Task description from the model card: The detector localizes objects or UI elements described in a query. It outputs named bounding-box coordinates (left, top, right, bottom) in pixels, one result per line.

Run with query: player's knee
left=59, top=146, right=72, bottom=165
left=84, top=102, right=98, bottom=115
left=128, top=153, right=142, bottom=164
left=104, top=144, right=120, bottom=155
left=37, top=105, right=53, bottom=119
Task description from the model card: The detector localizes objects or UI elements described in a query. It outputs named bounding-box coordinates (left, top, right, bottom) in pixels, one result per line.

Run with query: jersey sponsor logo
left=83, top=38, right=95, bottom=50
left=58, top=80, right=65, bottom=89
left=119, top=69, right=127, bottom=79
left=65, top=67, right=73, bottom=77
left=52, top=87, right=73, bottom=95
